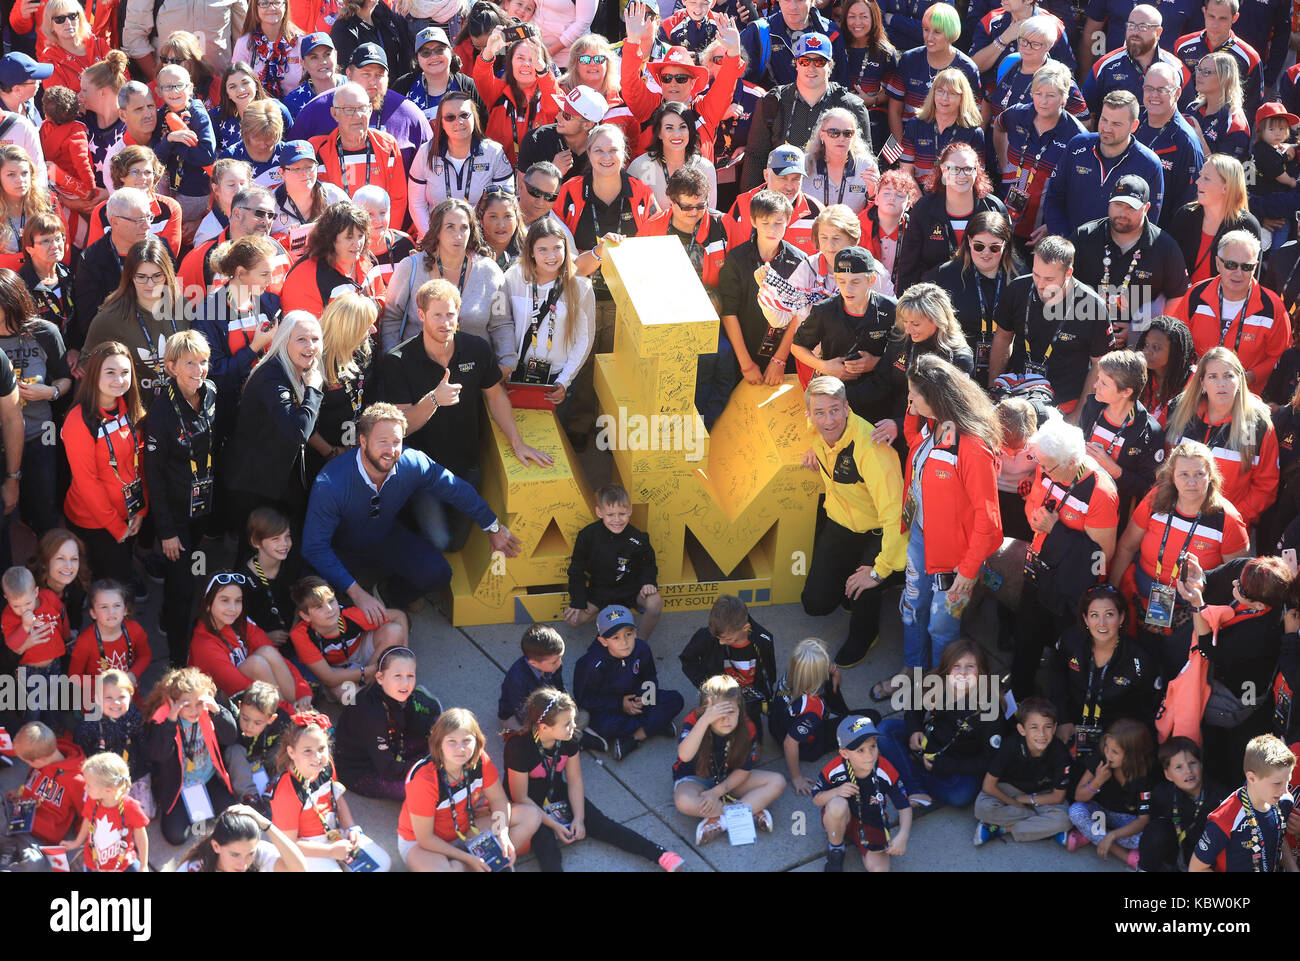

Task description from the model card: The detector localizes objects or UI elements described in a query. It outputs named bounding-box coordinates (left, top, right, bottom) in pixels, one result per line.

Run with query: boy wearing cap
left=284, top=33, right=344, bottom=120
left=518, top=85, right=606, bottom=181
left=0, top=52, right=50, bottom=128
left=573, top=605, right=684, bottom=760
left=791, top=245, right=896, bottom=388
left=813, top=715, right=912, bottom=872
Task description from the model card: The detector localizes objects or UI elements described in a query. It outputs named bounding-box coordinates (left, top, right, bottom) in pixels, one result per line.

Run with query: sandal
left=870, top=676, right=902, bottom=702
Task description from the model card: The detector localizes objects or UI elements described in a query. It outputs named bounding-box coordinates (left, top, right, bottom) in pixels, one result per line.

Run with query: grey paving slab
left=512, top=811, right=713, bottom=872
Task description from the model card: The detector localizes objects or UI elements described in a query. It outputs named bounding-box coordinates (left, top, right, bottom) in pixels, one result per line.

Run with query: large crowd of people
left=0, top=0, right=1298, bottom=877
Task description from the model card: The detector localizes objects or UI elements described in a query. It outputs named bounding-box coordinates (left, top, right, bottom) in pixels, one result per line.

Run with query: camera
left=502, top=20, right=537, bottom=42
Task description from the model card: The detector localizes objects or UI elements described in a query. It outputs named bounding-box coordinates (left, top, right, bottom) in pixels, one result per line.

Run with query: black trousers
left=1010, top=576, right=1072, bottom=701
left=802, top=519, right=893, bottom=648
left=531, top=798, right=663, bottom=872
left=1137, top=818, right=1186, bottom=872
left=67, top=520, right=135, bottom=586
left=160, top=520, right=206, bottom=665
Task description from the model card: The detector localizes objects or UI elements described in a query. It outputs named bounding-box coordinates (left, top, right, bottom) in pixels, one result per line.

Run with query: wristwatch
left=868, top=569, right=883, bottom=583
left=5, top=470, right=19, bottom=480
left=485, top=520, right=501, bottom=534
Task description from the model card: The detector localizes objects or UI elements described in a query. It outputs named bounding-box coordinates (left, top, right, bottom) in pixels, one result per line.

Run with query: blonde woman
left=802, top=107, right=878, bottom=213
left=231, top=0, right=304, bottom=99
left=1185, top=50, right=1250, bottom=163
left=561, top=34, right=634, bottom=139
left=1164, top=345, right=1278, bottom=528
left=0, top=145, right=55, bottom=268
left=42, top=0, right=109, bottom=93
left=857, top=281, right=975, bottom=444
left=193, top=157, right=254, bottom=247
left=808, top=204, right=893, bottom=297
left=1168, top=154, right=1262, bottom=284
left=307, top=292, right=376, bottom=476
left=900, top=67, right=984, bottom=191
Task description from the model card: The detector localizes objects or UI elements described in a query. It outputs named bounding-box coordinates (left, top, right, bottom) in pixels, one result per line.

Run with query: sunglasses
left=53, top=12, right=79, bottom=22
left=237, top=206, right=276, bottom=221
left=577, top=54, right=607, bottom=64
left=159, top=55, right=187, bottom=65
left=369, top=493, right=381, bottom=517
left=482, top=184, right=513, bottom=197
left=971, top=240, right=1003, bottom=253
left=418, top=44, right=449, bottom=56
left=205, top=571, right=249, bottom=593
left=443, top=110, right=473, bottom=122
left=823, top=128, right=853, bottom=139
left=796, top=55, right=828, bottom=67
left=1219, top=258, right=1256, bottom=272
left=525, top=182, right=558, bottom=202
left=660, top=72, right=693, bottom=84
left=674, top=199, right=708, bottom=212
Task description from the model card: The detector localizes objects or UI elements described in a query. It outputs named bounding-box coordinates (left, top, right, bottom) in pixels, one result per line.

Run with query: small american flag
left=878, top=135, right=903, bottom=165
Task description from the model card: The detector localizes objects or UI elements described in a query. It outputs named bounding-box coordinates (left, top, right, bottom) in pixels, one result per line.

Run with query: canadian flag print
left=40, top=846, right=69, bottom=872
left=90, top=812, right=128, bottom=869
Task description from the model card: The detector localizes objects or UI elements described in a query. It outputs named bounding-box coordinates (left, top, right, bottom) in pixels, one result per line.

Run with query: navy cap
left=767, top=143, right=805, bottom=176
left=300, top=31, right=334, bottom=58
left=279, top=140, right=316, bottom=166
left=596, top=605, right=637, bottom=636
left=415, top=26, right=452, bottom=50
left=1110, top=174, right=1149, bottom=209
left=837, top=714, right=883, bottom=750
left=349, top=42, right=388, bottom=70
left=0, top=52, right=52, bottom=87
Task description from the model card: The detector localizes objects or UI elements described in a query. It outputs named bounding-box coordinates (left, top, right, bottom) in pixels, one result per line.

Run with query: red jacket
left=901, top=415, right=1003, bottom=579
left=724, top=184, right=822, bottom=255
left=178, top=229, right=291, bottom=308
left=289, top=0, right=339, bottom=37
left=309, top=127, right=408, bottom=230
left=618, top=38, right=743, bottom=161
left=43, top=34, right=109, bottom=92
left=1167, top=401, right=1280, bottom=527
left=67, top=618, right=151, bottom=686
left=554, top=172, right=661, bottom=239
left=86, top=192, right=183, bottom=260
left=11, top=0, right=118, bottom=54
left=278, top=253, right=376, bottom=316
left=189, top=619, right=312, bottom=701
left=1171, top=276, right=1291, bottom=392
left=471, top=54, right=561, bottom=166
left=39, top=118, right=95, bottom=202
left=637, top=207, right=730, bottom=288
left=18, top=736, right=86, bottom=844
left=60, top=400, right=147, bottom=540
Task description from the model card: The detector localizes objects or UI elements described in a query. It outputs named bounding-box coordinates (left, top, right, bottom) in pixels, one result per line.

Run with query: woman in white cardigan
left=503, top=216, right=594, bottom=425
left=533, top=0, right=597, bottom=68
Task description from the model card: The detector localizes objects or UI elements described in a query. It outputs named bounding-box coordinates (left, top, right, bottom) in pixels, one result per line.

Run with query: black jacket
left=1047, top=627, right=1162, bottom=733
left=20, top=260, right=75, bottom=345
left=896, top=191, right=1008, bottom=292
left=73, top=705, right=144, bottom=779
left=567, top=520, right=658, bottom=609
left=335, top=683, right=440, bottom=786
left=72, top=234, right=176, bottom=350
left=1076, top=394, right=1166, bottom=507
left=902, top=704, right=1004, bottom=779
left=330, top=4, right=414, bottom=80
left=141, top=378, right=218, bottom=542
left=1166, top=203, right=1263, bottom=281
left=1196, top=558, right=1283, bottom=709
left=222, top=358, right=323, bottom=501
left=145, top=704, right=238, bottom=814
left=741, top=82, right=872, bottom=190
left=847, top=332, right=975, bottom=427
left=924, top=258, right=1013, bottom=381
left=679, top=615, right=777, bottom=703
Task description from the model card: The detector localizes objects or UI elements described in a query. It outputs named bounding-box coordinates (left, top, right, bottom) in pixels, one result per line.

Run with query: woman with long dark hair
left=175, top=803, right=307, bottom=872
left=278, top=201, right=378, bottom=316
left=840, top=0, right=897, bottom=151
left=408, top=90, right=513, bottom=231
left=1136, top=315, right=1195, bottom=428
left=628, top=100, right=718, bottom=211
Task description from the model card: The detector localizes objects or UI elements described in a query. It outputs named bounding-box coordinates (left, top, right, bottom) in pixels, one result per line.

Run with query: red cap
left=1255, top=100, right=1299, bottom=128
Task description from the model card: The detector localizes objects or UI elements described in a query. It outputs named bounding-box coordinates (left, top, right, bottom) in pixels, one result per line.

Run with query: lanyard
left=434, top=253, right=469, bottom=294
left=1023, top=286, right=1072, bottom=365
left=1100, top=239, right=1142, bottom=295
left=535, top=736, right=565, bottom=800
left=1171, top=788, right=1206, bottom=845
left=341, top=138, right=374, bottom=188
left=437, top=764, right=478, bottom=839
left=182, top=718, right=201, bottom=760
left=1081, top=650, right=1110, bottom=726
left=1238, top=787, right=1271, bottom=873
left=250, top=557, right=281, bottom=625
left=503, top=92, right=539, bottom=158
left=94, top=622, right=132, bottom=670
left=1154, top=510, right=1200, bottom=582
left=100, top=404, right=139, bottom=485
left=584, top=177, right=628, bottom=245
left=843, top=761, right=889, bottom=846
left=1090, top=406, right=1133, bottom=458
left=817, top=156, right=850, bottom=207
left=165, top=382, right=212, bottom=479
left=32, top=269, right=73, bottom=329
left=294, top=769, right=338, bottom=834
left=441, top=144, right=478, bottom=200
left=1015, top=126, right=1053, bottom=191
left=1218, top=284, right=1252, bottom=354
left=134, top=310, right=179, bottom=377
left=975, top=272, right=1001, bottom=340
left=521, top=280, right=562, bottom=362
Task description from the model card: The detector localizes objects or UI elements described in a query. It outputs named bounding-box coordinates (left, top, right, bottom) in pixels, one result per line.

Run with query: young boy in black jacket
left=498, top=624, right=569, bottom=733
left=564, top=485, right=663, bottom=640
left=679, top=594, right=777, bottom=738
left=1139, top=736, right=1230, bottom=872
left=222, top=681, right=288, bottom=811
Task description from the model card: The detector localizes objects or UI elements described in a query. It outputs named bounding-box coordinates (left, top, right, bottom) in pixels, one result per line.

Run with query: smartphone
left=844, top=350, right=862, bottom=362
left=1285, top=548, right=1297, bottom=569
left=502, top=21, right=535, bottom=42
left=934, top=571, right=956, bottom=592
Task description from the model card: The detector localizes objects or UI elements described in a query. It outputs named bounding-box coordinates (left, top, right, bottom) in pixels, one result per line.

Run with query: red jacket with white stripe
left=637, top=208, right=730, bottom=288
left=724, top=185, right=823, bottom=255
left=901, top=415, right=1003, bottom=579
left=310, top=127, right=408, bottom=230
left=1172, top=277, right=1291, bottom=391
left=1167, top=401, right=1280, bottom=527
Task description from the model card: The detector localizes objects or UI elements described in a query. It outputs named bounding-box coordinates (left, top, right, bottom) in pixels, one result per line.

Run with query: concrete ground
left=1, top=581, right=1130, bottom=873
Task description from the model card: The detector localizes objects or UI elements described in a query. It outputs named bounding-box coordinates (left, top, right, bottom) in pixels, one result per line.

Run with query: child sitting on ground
left=972, top=696, right=1071, bottom=846
left=573, top=605, right=684, bottom=760
left=1139, top=736, right=1230, bottom=872
left=564, top=485, right=663, bottom=640
left=4, top=722, right=86, bottom=845
left=1068, top=717, right=1154, bottom=867
left=498, top=623, right=570, bottom=733
left=771, top=637, right=855, bottom=796
left=1192, top=733, right=1297, bottom=872
left=679, top=594, right=777, bottom=737
left=61, top=752, right=149, bottom=871
left=674, top=675, right=786, bottom=846
left=226, top=680, right=288, bottom=809
left=289, top=575, right=408, bottom=702
left=73, top=669, right=144, bottom=786
left=813, top=715, right=912, bottom=872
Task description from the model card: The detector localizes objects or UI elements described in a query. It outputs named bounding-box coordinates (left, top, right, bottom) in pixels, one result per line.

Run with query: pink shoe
left=1126, top=848, right=1141, bottom=870
left=1066, top=829, right=1089, bottom=852
left=658, top=850, right=686, bottom=872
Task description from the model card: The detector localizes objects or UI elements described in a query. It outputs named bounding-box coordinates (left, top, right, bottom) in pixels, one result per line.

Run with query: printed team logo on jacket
left=24, top=772, right=65, bottom=807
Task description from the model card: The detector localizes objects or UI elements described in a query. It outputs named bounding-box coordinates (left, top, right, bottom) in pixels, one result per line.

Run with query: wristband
left=1190, top=603, right=1206, bottom=612
left=589, top=247, right=603, bottom=263
left=994, top=36, right=1007, bottom=47
left=771, top=357, right=786, bottom=367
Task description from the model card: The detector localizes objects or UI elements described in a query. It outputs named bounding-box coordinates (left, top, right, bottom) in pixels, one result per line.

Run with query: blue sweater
left=151, top=98, right=217, bottom=198
left=303, top=447, right=497, bottom=591
left=1041, top=133, right=1165, bottom=239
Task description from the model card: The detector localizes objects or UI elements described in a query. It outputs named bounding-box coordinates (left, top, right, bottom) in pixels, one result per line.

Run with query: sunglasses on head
left=971, top=240, right=1003, bottom=253
left=660, top=72, right=693, bottom=84
left=577, top=54, right=607, bottom=64
left=205, top=572, right=249, bottom=593
left=525, top=182, right=558, bottom=202
left=1219, top=258, right=1256, bottom=272
left=482, top=184, right=513, bottom=197
left=53, top=11, right=79, bottom=22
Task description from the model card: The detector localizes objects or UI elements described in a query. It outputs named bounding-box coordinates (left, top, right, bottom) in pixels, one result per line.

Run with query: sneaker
left=581, top=728, right=608, bottom=752
left=663, top=721, right=678, bottom=739
left=824, top=846, right=846, bottom=872
left=1053, top=830, right=1070, bottom=847
left=754, top=808, right=773, bottom=833
left=657, top=850, right=686, bottom=872
left=131, top=577, right=149, bottom=603
left=1066, top=828, right=1089, bottom=852
left=973, top=821, right=1004, bottom=846
left=694, top=816, right=725, bottom=846
left=141, top=553, right=166, bottom=584
left=1125, top=848, right=1141, bottom=870
left=613, top=736, right=640, bottom=760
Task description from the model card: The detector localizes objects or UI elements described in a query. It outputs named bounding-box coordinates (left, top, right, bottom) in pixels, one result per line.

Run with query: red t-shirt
left=398, top=753, right=499, bottom=843
left=80, top=795, right=148, bottom=871
left=3, top=589, right=70, bottom=665
left=269, top=771, right=340, bottom=840
left=66, top=620, right=152, bottom=684
left=1130, top=491, right=1250, bottom=581
left=1190, top=231, right=1215, bottom=284
left=289, top=606, right=383, bottom=668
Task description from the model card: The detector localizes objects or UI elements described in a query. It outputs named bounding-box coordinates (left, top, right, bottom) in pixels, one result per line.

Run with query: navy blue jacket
left=152, top=98, right=217, bottom=198
left=1042, top=133, right=1165, bottom=238
left=573, top=637, right=658, bottom=715
left=739, top=9, right=847, bottom=87
left=1136, top=112, right=1205, bottom=228
left=498, top=655, right=568, bottom=723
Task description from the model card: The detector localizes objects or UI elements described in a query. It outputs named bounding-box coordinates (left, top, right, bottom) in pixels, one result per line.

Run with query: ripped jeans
left=900, top=521, right=962, bottom=671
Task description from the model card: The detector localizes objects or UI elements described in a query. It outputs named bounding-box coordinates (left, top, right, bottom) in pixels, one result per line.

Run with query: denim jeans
left=876, top=716, right=981, bottom=807
left=900, top=521, right=962, bottom=671
left=695, top=336, right=738, bottom=432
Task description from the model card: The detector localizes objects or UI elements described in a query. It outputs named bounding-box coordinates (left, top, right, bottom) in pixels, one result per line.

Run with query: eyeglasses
left=52, top=12, right=79, bottom=23
left=577, top=54, right=607, bottom=64
left=112, top=214, right=151, bottom=228
left=134, top=271, right=165, bottom=284
left=659, top=72, right=693, bottom=84
left=257, top=0, right=286, bottom=7
left=1020, top=38, right=1046, bottom=50
left=369, top=493, right=381, bottom=517
left=823, top=127, right=853, bottom=139
left=159, top=55, right=187, bottom=65
left=1126, top=19, right=1159, bottom=29
left=205, top=571, right=249, bottom=593
left=418, top=44, right=448, bottom=56
left=971, top=240, right=1004, bottom=253
left=943, top=164, right=976, bottom=177
left=1219, top=258, right=1257, bottom=272
left=796, top=55, right=829, bottom=67
left=1142, top=84, right=1175, bottom=94
left=237, top=206, right=276, bottom=221
left=673, top=199, right=708, bottom=211
left=336, top=104, right=371, bottom=116
left=524, top=182, right=558, bottom=202
left=158, top=83, right=188, bottom=94
left=1195, top=65, right=1217, bottom=76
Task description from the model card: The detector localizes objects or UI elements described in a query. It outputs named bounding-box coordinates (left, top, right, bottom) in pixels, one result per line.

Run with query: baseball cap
left=553, top=85, right=608, bottom=123
left=279, top=140, right=316, bottom=166
left=768, top=144, right=805, bottom=176
left=415, top=26, right=452, bottom=50
left=1110, top=175, right=1149, bottom=209
left=1255, top=100, right=1300, bottom=129
left=299, top=32, right=334, bottom=58
left=596, top=605, right=637, bottom=636
left=0, top=52, right=52, bottom=87
left=837, top=714, right=882, bottom=751
left=793, top=33, right=832, bottom=61
left=833, top=245, right=876, bottom=274
left=349, top=42, right=388, bottom=70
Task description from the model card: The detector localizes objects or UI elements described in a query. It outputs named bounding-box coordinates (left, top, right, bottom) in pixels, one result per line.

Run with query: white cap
left=553, top=85, right=609, bottom=124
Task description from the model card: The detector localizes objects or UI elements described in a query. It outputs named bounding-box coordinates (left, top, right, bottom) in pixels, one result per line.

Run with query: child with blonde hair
left=770, top=638, right=856, bottom=795
left=61, top=752, right=150, bottom=871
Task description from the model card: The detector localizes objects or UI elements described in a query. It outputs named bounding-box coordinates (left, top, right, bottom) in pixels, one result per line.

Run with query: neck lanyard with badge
left=515, top=280, right=562, bottom=384
left=1006, top=128, right=1051, bottom=223
left=166, top=382, right=214, bottom=518
left=1022, top=285, right=1070, bottom=377
left=817, top=155, right=851, bottom=207
left=94, top=621, right=132, bottom=672
left=1145, top=511, right=1200, bottom=629
left=441, top=141, right=479, bottom=200
left=974, top=271, right=1001, bottom=376
left=135, top=309, right=179, bottom=385
left=101, top=403, right=145, bottom=520
left=182, top=718, right=202, bottom=772
left=251, top=557, right=282, bottom=628
left=1219, top=282, right=1252, bottom=354
left=1238, top=787, right=1274, bottom=872
left=437, top=763, right=509, bottom=870
left=536, top=735, right=573, bottom=823
left=1075, top=649, right=1111, bottom=756
left=585, top=176, right=628, bottom=244
left=1090, top=403, right=1133, bottom=459
left=844, top=760, right=889, bottom=848
left=34, top=267, right=73, bottom=332
left=1100, top=236, right=1142, bottom=315
left=1171, top=788, right=1206, bottom=847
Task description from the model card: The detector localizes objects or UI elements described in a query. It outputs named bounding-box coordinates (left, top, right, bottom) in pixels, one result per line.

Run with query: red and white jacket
left=1172, top=277, right=1290, bottom=392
